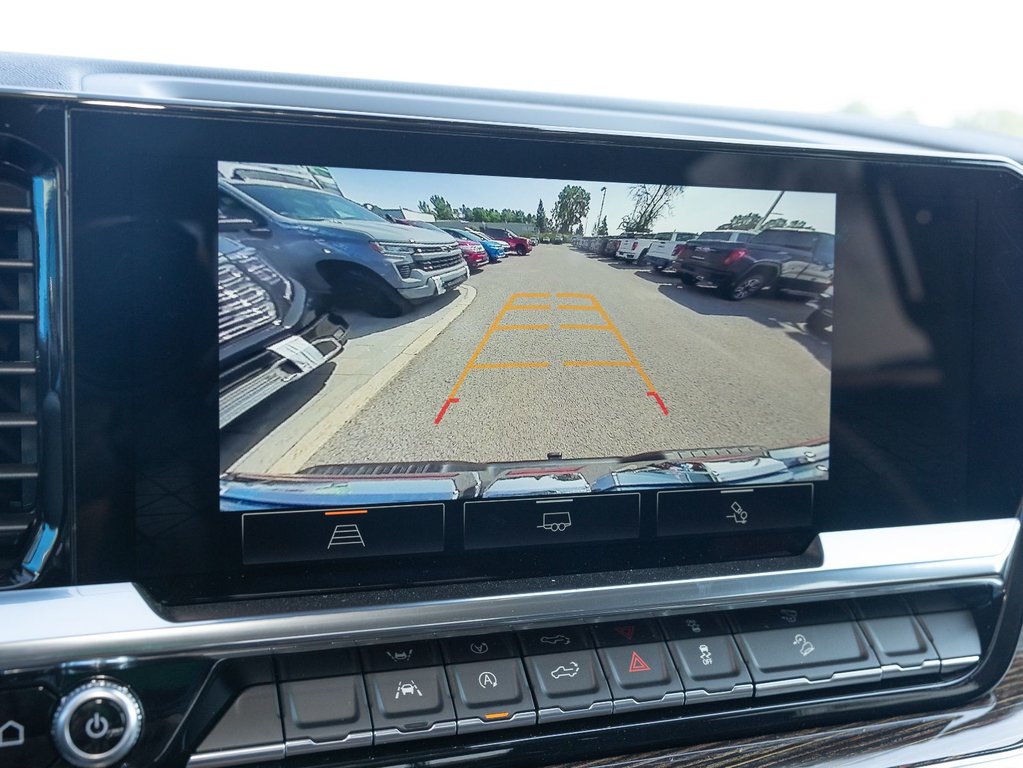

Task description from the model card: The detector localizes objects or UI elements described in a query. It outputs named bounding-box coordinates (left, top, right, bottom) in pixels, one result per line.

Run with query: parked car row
left=572, top=227, right=835, bottom=304
left=217, top=175, right=535, bottom=425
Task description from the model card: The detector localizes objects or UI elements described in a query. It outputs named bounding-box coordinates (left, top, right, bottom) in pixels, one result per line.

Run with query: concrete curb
left=264, top=284, right=477, bottom=474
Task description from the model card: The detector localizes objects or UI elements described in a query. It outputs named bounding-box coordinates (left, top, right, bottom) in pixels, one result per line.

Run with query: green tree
left=575, top=224, right=584, bottom=235
left=553, top=185, right=591, bottom=234
left=418, top=200, right=432, bottom=214
left=536, top=199, right=548, bottom=232
left=717, top=212, right=763, bottom=231
left=620, top=185, right=684, bottom=233
left=428, top=195, right=455, bottom=219
left=597, top=216, right=608, bottom=236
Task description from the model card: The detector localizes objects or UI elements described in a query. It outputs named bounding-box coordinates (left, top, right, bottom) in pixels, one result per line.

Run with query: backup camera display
left=217, top=163, right=834, bottom=512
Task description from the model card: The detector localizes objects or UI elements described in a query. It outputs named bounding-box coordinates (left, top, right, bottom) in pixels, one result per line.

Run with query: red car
left=398, top=220, right=488, bottom=271
left=482, top=226, right=533, bottom=255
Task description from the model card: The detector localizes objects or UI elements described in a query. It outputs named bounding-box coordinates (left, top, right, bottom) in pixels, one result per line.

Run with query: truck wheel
left=679, top=273, right=698, bottom=286
left=806, top=309, right=832, bottom=336
left=637, top=248, right=649, bottom=265
left=723, top=270, right=774, bottom=301
left=516, top=243, right=528, bottom=255
left=332, top=270, right=411, bottom=318
left=651, top=263, right=666, bottom=273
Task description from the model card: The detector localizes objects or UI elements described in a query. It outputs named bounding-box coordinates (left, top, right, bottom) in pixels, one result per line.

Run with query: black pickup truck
left=674, top=228, right=835, bottom=300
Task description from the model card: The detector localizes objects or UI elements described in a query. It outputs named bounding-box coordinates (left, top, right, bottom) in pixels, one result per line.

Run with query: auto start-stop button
left=52, top=680, right=142, bottom=767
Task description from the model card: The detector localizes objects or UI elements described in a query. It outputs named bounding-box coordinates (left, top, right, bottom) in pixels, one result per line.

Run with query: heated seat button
left=736, top=622, right=881, bottom=696
left=668, top=636, right=753, bottom=702
left=518, top=626, right=593, bottom=655
left=596, top=643, right=684, bottom=712
left=279, top=676, right=372, bottom=755
left=447, top=658, right=536, bottom=732
left=858, top=615, right=940, bottom=678
left=365, top=667, right=456, bottom=742
left=524, top=650, right=612, bottom=722
left=0, top=687, right=57, bottom=768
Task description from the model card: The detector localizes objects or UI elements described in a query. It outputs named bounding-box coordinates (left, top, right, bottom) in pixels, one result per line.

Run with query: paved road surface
left=308, top=246, right=830, bottom=465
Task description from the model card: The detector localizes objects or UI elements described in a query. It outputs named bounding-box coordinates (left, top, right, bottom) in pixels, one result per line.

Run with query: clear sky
left=330, top=166, right=835, bottom=235
left=3, top=2, right=1018, bottom=131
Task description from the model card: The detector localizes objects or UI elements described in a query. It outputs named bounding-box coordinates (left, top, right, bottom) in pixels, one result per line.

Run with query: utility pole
left=757, top=191, right=784, bottom=231
left=594, top=186, right=607, bottom=235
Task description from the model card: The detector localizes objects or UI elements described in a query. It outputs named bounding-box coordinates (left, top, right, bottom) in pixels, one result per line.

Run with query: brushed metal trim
left=611, top=690, right=686, bottom=714
left=456, top=711, right=536, bottom=733
left=187, top=744, right=284, bottom=768
left=753, top=666, right=884, bottom=696
left=284, top=731, right=373, bottom=756
left=374, top=720, right=457, bottom=744
left=0, top=519, right=1016, bottom=671
left=538, top=700, right=614, bottom=724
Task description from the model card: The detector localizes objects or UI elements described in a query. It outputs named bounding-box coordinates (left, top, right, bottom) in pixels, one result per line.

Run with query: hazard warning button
left=596, top=642, right=685, bottom=713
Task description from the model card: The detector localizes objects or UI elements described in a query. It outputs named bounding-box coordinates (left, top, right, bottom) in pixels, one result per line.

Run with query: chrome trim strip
left=456, top=711, right=536, bottom=733
left=941, top=655, right=982, bottom=673
left=683, top=684, right=754, bottom=703
left=754, top=667, right=883, bottom=696
left=374, top=721, right=457, bottom=744
left=0, top=520, right=1016, bottom=671
left=538, top=700, right=614, bottom=724
left=611, top=690, right=686, bottom=713
left=187, top=744, right=284, bottom=768
left=284, top=731, right=373, bottom=756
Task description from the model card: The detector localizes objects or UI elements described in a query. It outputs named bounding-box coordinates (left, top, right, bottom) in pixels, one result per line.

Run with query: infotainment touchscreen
left=217, top=163, right=834, bottom=520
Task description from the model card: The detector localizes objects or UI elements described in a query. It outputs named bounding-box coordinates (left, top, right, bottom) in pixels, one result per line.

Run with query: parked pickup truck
left=219, top=179, right=469, bottom=317
left=674, top=228, right=835, bottom=301
left=645, top=231, right=698, bottom=271
left=616, top=231, right=691, bottom=264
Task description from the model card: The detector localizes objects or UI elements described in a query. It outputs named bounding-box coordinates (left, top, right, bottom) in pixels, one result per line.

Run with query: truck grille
left=415, top=252, right=462, bottom=271
left=218, top=260, right=281, bottom=343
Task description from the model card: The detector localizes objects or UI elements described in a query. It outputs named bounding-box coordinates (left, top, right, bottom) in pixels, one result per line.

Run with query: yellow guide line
left=555, top=292, right=594, bottom=299
left=559, top=323, right=610, bottom=331
left=496, top=324, right=550, bottom=331
left=557, top=305, right=598, bottom=311
left=473, top=362, right=550, bottom=369
left=591, top=300, right=657, bottom=391
left=513, top=292, right=551, bottom=298
left=564, top=360, right=635, bottom=367
left=445, top=294, right=519, bottom=398
left=507, top=304, right=551, bottom=310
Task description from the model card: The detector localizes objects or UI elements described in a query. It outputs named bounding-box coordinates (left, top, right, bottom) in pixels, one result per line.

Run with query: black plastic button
left=463, top=495, right=640, bottom=550
left=657, top=483, right=813, bottom=537
left=447, top=658, right=536, bottom=731
left=668, top=635, right=753, bottom=701
left=279, top=676, right=372, bottom=752
left=365, top=667, right=456, bottom=741
left=198, top=684, right=283, bottom=752
left=661, top=613, right=730, bottom=639
left=519, top=626, right=593, bottom=655
left=592, top=619, right=662, bottom=647
left=858, top=615, right=940, bottom=678
left=915, top=611, right=982, bottom=672
left=242, top=503, right=445, bottom=566
left=0, top=687, right=57, bottom=768
left=597, top=642, right=684, bottom=711
left=276, top=649, right=360, bottom=681
left=730, top=603, right=851, bottom=633
left=67, top=699, right=127, bottom=755
left=362, top=641, right=442, bottom=672
left=524, top=650, right=612, bottom=722
left=442, top=634, right=519, bottom=664
left=735, top=621, right=880, bottom=695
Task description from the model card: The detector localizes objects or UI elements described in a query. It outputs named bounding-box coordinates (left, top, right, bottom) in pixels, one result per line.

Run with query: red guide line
left=646, top=391, right=669, bottom=416
left=434, top=398, right=459, bottom=425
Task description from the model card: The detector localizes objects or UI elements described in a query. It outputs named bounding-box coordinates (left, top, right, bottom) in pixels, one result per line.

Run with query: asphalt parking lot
left=295, top=245, right=830, bottom=466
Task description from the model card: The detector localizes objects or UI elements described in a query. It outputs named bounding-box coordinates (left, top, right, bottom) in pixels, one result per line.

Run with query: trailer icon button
left=538, top=511, right=572, bottom=532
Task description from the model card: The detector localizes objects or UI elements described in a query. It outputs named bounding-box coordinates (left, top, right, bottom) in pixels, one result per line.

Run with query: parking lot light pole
left=593, top=186, right=607, bottom=235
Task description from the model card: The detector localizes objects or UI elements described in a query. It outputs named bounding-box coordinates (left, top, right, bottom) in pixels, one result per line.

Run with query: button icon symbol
left=698, top=644, right=714, bottom=666
left=478, top=671, right=499, bottom=689
left=538, top=511, right=572, bottom=532
left=327, top=523, right=365, bottom=549
left=628, top=651, right=652, bottom=673
left=470, top=641, right=490, bottom=655
left=539, top=634, right=571, bottom=646
left=793, top=633, right=816, bottom=657
left=0, top=720, right=25, bottom=748
left=780, top=609, right=798, bottom=624
left=395, top=681, right=422, bottom=699
left=726, top=501, right=748, bottom=524
left=550, top=662, right=580, bottom=679
left=386, top=649, right=414, bottom=663
left=613, top=625, right=635, bottom=641
left=685, top=618, right=702, bottom=634
left=84, top=712, right=110, bottom=740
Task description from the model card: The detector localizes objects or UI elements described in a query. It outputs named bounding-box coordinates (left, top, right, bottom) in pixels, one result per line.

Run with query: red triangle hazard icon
left=628, top=651, right=652, bottom=673
left=613, top=625, right=635, bottom=641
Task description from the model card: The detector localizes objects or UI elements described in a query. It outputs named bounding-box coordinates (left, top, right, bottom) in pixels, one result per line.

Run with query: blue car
left=442, top=227, right=508, bottom=262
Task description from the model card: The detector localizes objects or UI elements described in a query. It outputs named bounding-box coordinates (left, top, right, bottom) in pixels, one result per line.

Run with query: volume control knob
left=52, top=680, right=143, bottom=767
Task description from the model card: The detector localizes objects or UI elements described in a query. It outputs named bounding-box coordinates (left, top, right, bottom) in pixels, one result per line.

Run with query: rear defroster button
left=52, top=680, right=143, bottom=767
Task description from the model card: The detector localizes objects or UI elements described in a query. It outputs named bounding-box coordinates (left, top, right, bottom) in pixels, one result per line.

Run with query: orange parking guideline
left=323, top=509, right=368, bottom=516
left=435, top=291, right=668, bottom=424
